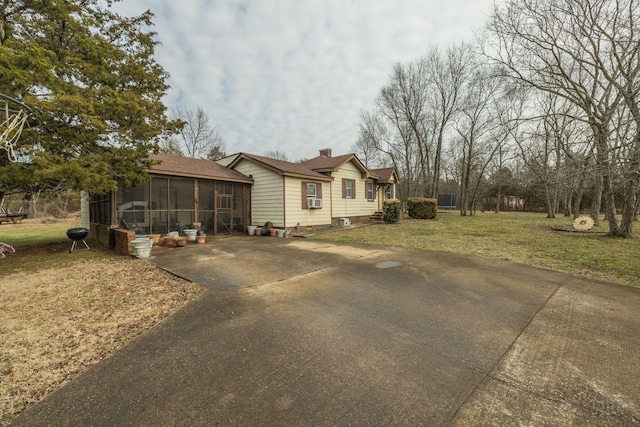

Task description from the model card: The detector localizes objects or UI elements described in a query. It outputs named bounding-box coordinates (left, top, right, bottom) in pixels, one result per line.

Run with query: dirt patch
left=0, top=255, right=204, bottom=425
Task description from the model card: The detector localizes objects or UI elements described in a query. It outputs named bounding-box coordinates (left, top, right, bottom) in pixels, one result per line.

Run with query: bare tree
left=377, top=60, right=431, bottom=196
left=264, top=150, right=289, bottom=161
left=351, top=131, right=383, bottom=168
left=423, top=43, right=475, bottom=199
left=453, top=66, right=507, bottom=215
left=484, top=0, right=640, bottom=236
left=358, top=110, right=413, bottom=201
left=170, top=105, right=226, bottom=160
left=158, top=137, right=183, bottom=156
left=207, top=145, right=227, bottom=161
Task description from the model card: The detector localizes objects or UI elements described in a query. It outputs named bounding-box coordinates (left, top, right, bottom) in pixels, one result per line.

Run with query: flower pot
left=131, top=238, right=152, bottom=258
left=276, top=229, right=285, bottom=238
left=163, top=236, right=175, bottom=247
left=269, top=228, right=277, bottom=237
left=255, top=227, right=262, bottom=236
left=247, top=225, right=257, bottom=236
left=148, top=234, right=161, bottom=245
left=175, top=236, right=187, bottom=247
left=183, top=229, right=197, bottom=242
left=196, top=235, right=206, bottom=244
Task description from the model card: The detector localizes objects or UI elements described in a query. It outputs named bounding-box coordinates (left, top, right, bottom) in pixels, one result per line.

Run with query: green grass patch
left=314, top=212, right=640, bottom=287
left=0, top=220, right=109, bottom=276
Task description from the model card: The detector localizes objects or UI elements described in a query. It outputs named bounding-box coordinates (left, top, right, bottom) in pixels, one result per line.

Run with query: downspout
left=330, top=180, right=333, bottom=224
left=282, top=176, right=286, bottom=228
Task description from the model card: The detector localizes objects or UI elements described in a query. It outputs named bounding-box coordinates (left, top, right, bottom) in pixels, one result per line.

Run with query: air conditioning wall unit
left=308, top=198, right=322, bottom=209
left=339, top=217, right=351, bottom=226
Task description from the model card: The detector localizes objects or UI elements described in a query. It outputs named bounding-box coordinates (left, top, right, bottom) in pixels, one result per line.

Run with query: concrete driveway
left=14, top=236, right=640, bottom=426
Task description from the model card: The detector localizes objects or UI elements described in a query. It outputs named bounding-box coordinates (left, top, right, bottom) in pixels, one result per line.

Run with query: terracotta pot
left=269, top=228, right=277, bottom=237
left=175, top=237, right=187, bottom=247
left=163, top=236, right=176, bottom=247
left=196, top=235, right=206, bottom=244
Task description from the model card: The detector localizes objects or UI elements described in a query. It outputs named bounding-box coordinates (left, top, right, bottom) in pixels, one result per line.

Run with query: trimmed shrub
left=407, top=197, right=437, bottom=219
left=383, top=199, right=401, bottom=223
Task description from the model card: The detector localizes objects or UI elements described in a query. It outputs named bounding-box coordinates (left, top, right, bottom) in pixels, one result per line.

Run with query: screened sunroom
left=89, top=154, right=253, bottom=242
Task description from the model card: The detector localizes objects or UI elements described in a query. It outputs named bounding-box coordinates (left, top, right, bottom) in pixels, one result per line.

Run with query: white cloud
left=114, top=0, right=497, bottom=160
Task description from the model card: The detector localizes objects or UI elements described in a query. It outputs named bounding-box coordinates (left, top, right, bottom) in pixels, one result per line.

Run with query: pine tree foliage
left=0, top=0, right=178, bottom=198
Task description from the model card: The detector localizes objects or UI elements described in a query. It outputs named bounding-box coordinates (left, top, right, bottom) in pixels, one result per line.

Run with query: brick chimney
left=319, top=148, right=332, bottom=157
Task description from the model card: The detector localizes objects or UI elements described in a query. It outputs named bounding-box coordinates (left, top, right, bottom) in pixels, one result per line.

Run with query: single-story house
left=220, top=148, right=399, bottom=229
left=370, top=167, right=400, bottom=210
left=89, top=149, right=398, bottom=246
left=89, top=153, right=253, bottom=246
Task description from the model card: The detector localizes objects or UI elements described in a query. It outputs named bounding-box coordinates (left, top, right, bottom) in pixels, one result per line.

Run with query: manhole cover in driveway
left=375, top=260, right=402, bottom=269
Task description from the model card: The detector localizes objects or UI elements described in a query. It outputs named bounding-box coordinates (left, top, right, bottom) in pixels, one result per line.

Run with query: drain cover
left=375, top=261, right=402, bottom=269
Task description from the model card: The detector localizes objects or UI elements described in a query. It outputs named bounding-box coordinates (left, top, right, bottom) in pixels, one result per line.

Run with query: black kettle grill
left=66, top=227, right=90, bottom=253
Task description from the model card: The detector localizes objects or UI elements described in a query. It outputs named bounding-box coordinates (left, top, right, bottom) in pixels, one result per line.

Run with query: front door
left=215, top=194, right=233, bottom=234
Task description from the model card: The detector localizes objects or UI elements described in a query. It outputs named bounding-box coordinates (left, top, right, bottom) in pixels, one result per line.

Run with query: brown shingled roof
left=148, top=153, right=253, bottom=183
left=301, top=153, right=376, bottom=178
left=229, top=153, right=333, bottom=181
left=370, top=167, right=399, bottom=184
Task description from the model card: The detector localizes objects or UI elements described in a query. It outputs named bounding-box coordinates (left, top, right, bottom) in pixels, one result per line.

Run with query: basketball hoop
left=0, top=93, right=32, bottom=162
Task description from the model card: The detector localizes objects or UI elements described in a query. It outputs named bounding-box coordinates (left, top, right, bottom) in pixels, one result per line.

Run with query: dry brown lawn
left=0, top=248, right=204, bottom=425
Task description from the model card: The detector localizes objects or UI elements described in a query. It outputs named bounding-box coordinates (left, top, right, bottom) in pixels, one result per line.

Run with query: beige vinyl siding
left=214, top=155, right=237, bottom=167
left=233, top=161, right=285, bottom=227
left=331, top=161, right=376, bottom=218
left=283, top=177, right=331, bottom=227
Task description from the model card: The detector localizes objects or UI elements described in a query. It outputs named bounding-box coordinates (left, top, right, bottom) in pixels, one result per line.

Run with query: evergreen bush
left=383, top=199, right=401, bottom=223
left=407, top=198, right=437, bottom=219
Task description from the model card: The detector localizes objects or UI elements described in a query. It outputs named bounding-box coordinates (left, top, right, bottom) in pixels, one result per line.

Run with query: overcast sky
left=114, top=0, right=496, bottom=161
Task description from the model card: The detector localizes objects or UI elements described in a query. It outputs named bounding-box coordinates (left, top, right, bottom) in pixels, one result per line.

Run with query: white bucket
left=131, top=238, right=152, bottom=258
left=183, top=229, right=197, bottom=241
left=247, top=225, right=256, bottom=235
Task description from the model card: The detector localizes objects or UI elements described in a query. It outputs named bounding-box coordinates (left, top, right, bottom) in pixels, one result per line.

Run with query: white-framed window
left=302, top=181, right=322, bottom=208
left=366, top=181, right=374, bottom=201
left=307, top=183, right=317, bottom=198
left=342, top=178, right=355, bottom=199
left=385, top=184, right=394, bottom=199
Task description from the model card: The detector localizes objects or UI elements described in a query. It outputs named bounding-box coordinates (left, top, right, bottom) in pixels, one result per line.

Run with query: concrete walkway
left=13, top=236, right=640, bottom=426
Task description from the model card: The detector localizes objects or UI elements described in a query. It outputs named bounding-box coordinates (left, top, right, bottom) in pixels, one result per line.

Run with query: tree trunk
left=495, top=182, right=502, bottom=213
left=544, top=183, right=555, bottom=218
left=618, top=125, right=640, bottom=237
left=590, top=175, right=603, bottom=226
left=572, top=188, right=583, bottom=219
left=432, top=130, right=444, bottom=199
left=593, top=131, right=620, bottom=235
left=564, top=190, right=572, bottom=217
